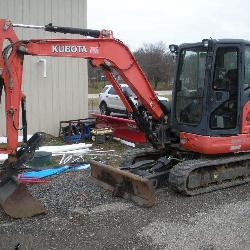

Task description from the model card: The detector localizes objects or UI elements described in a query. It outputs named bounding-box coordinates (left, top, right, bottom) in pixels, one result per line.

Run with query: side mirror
left=202, top=39, right=213, bottom=49
left=169, top=44, right=178, bottom=54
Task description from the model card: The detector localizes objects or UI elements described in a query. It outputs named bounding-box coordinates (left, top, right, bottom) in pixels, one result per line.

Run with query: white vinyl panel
left=22, top=0, right=32, bottom=39
left=72, top=0, right=86, bottom=119
left=70, top=0, right=78, bottom=119
left=20, top=0, right=49, bottom=135
left=58, top=57, right=66, bottom=125
left=21, top=0, right=36, bottom=134
left=26, top=59, right=38, bottom=134
left=64, top=0, right=73, bottom=120
left=79, top=0, right=88, bottom=118
left=49, top=0, right=61, bottom=135
left=22, top=0, right=46, bottom=134
left=72, top=0, right=80, bottom=120
left=31, top=0, right=51, bottom=133
left=13, top=0, right=23, bottom=37
left=41, top=0, right=53, bottom=133
left=78, top=60, right=88, bottom=119
left=21, top=1, right=35, bottom=134
left=58, top=0, right=67, bottom=125
left=31, top=1, right=42, bottom=133
left=5, top=0, right=14, bottom=20
left=0, top=0, right=88, bottom=136
left=36, top=0, right=44, bottom=132
left=36, top=0, right=48, bottom=133
left=83, top=0, right=87, bottom=26
left=24, top=0, right=40, bottom=134
left=72, top=0, right=81, bottom=119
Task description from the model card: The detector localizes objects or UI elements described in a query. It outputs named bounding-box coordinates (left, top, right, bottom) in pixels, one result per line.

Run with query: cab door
left=208, top=45, right=241, bottom=135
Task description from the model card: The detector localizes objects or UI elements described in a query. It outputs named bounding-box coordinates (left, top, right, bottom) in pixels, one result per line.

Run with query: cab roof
left=179, top=39, right=250, bottom=48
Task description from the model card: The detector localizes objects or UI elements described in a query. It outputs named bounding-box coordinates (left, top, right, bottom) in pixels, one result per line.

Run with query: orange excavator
left=0, top=19, right=249, bottom=218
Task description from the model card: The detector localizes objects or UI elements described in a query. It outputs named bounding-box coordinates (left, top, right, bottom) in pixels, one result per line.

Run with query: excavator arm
left=0, top=19, right=166, bottom=218
left=0, top=19, right=166, bottom=154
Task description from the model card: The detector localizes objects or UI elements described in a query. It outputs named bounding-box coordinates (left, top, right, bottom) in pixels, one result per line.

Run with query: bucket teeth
left=90, top=160, right=156, bottom=207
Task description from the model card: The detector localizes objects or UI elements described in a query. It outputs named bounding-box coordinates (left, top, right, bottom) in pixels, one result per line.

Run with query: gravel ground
left=0, top=148, right=249, bottom=250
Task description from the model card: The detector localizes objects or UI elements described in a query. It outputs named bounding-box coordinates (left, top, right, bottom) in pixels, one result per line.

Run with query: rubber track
left=169, top=154, right=250, bottom=195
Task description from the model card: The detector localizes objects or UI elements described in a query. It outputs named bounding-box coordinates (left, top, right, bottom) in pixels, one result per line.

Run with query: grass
left=88, top=98, right=99, bottom=111
left=88, top=81, right=107, bottom=94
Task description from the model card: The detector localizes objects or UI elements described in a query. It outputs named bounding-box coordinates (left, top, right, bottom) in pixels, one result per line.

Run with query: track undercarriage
left=90, top=146, right=250, bottom=206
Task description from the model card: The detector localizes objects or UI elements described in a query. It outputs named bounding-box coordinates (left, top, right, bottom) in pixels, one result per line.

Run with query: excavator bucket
left=0, top=132, right=47, bottom=218
left=0, top=179, right=47, bottom=218
left=90, top=160, right=156, bottom=207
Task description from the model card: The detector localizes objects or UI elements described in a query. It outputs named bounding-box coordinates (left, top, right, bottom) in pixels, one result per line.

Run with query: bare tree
left=134, top=42, right=174, bottom=89
left=88, top=42, right=175, bottom=91
left=88, top=61, right=105, bottom=83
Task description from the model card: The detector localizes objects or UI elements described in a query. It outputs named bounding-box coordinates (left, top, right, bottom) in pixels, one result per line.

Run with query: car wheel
left=100, top=102, right=110, bottom=115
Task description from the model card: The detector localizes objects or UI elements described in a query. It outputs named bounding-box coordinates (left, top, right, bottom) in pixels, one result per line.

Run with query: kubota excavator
left=0, top=19, right=249, bottom=218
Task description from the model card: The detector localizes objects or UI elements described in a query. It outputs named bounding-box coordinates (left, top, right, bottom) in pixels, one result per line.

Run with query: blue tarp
left=19, top=163, right=90, bottom=179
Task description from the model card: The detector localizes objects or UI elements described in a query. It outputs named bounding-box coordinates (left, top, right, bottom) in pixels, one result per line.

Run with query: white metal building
left=0, top=0, right=88, bottom=136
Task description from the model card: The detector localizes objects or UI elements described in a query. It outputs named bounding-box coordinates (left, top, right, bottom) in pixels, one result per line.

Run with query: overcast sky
left=88, top=0, right=250, bottom=51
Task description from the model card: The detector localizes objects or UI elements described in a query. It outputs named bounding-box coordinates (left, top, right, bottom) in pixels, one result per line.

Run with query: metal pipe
left=12, top=23, right=45, bottom=29
left=38, top=59, right=47, bottom=78
left=12, top=23, right=101, bottom=38
left=21, top=97, right=27, bottom=143
left=44, top=24, right=100, bottom=38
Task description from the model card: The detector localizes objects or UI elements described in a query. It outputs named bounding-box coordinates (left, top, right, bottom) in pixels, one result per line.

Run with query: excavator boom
left=0, top=19, right=166, bottom=153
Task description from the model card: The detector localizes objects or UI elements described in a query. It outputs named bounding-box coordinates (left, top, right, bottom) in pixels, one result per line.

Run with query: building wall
left=0, top=0, right=88, bottom=136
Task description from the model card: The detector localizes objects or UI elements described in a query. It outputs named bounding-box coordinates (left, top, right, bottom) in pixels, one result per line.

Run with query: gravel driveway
left=0, top=167, right=249, bottom=250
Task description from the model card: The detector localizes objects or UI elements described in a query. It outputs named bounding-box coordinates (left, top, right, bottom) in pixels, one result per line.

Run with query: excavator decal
left=52, top=45, right=88, bottom=53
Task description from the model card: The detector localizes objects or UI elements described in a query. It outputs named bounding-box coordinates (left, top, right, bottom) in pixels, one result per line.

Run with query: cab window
left=210, top=47, right=238, bottom=129
left=175, top=47, right=207, bottom=125
left=213, top=48, right=238, bottom=91
left=245, top=46, right=250, bottom=89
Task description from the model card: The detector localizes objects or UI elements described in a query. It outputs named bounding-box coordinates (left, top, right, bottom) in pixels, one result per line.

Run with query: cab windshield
left=175, top=47, right=207, bottom=125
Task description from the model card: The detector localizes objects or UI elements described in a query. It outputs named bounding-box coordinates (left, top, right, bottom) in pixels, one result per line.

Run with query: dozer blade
left=0, top=179, right=47, bottom=218
left=90, top=160, right=156, bottom=207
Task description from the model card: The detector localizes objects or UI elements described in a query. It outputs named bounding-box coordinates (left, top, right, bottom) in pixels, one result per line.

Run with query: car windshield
left=175, top=47, right=207, bottom=125
left=101, top=86, right=109, bottom=93
left=121, top=86, right=135, bottom=97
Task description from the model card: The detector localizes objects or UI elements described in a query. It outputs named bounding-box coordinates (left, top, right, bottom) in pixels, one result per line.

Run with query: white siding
left=0, top=0, right=88, bottom=136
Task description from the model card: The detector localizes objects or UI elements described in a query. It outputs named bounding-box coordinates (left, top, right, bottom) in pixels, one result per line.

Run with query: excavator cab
left=168, top=39, right=250, bottom=154
left=171, top=40, right=242, bottom=136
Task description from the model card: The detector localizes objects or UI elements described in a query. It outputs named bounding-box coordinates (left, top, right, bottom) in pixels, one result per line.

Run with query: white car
left=99, top=84, right=169, bottom=115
